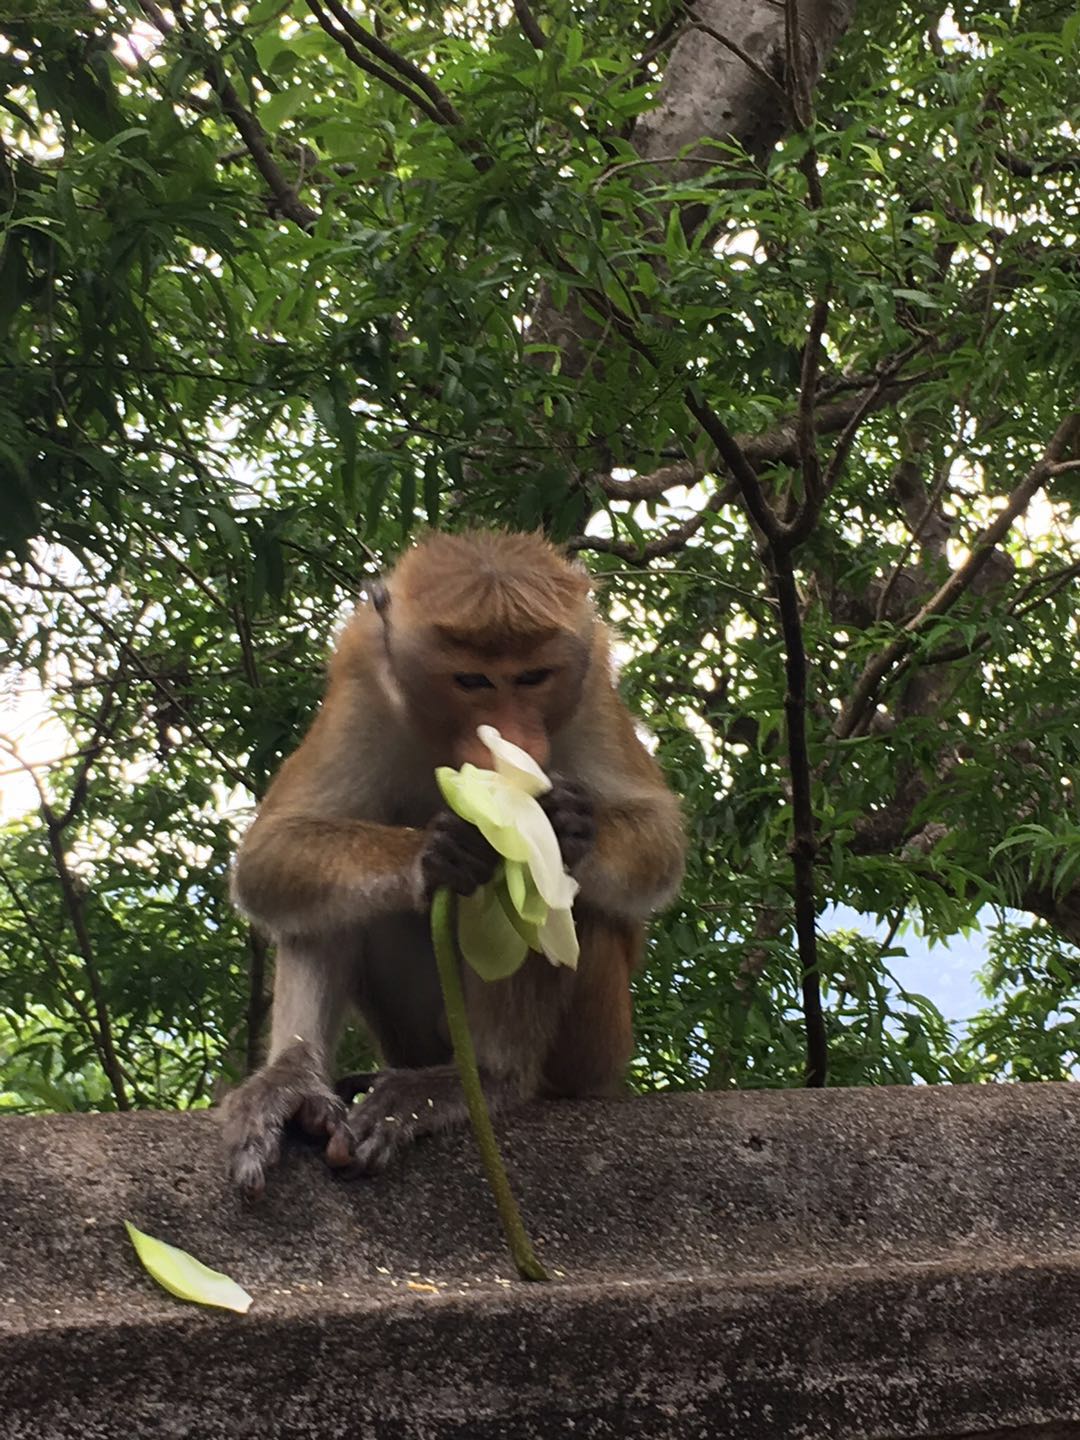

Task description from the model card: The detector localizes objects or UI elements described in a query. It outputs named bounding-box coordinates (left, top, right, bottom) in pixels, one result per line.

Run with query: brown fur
left=392, top=530, right=592, bottom=650
left=220, top=529, right=685, bottom=1196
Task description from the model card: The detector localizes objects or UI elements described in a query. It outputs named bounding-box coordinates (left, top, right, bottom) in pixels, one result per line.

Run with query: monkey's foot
left=220, top=1043, right=348, bottom=1200
left=328, top=1065, right=471, bottom=1176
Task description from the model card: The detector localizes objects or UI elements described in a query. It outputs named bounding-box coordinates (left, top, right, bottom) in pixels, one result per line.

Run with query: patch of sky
left=823, top=903, right=987, bottom=1025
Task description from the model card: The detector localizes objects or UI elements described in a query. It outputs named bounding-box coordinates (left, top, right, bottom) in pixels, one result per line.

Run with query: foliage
left=1, top=0, right=1079, bottom=1112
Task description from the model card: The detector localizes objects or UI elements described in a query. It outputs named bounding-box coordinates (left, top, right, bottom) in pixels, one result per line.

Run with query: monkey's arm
left=232, top=813, right=425, bottom=935
left=232, top=683, right=499, bottom=937
left=576, top=789, right=685, bottom=919
left=561, top=703, right=686, bottom=920
left=229, top=685, right=437, bottom=937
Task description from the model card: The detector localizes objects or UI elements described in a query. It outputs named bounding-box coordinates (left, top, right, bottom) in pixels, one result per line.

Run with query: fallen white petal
left=125, top=1221, right=252, bottom=1313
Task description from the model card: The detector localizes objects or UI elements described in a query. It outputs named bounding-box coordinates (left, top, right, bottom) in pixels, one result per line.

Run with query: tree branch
left=835, top=405, right=1080, bottom=740
left=568, top=482, right=738, bottom=560
left=684, top=4, right=792, bottom=114
left=141, top=0, right=320, bottom=230
left=596, top=456, right=710, bottom=501
left=511, top=0, right=547, bottom=50
left=305, top=0, right=445, bottom=125
left=311, top=0, right=465, bottom=128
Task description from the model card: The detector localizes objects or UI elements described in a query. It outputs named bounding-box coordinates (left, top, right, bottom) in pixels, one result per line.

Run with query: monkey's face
left=394, top=629, right=589, bottom=771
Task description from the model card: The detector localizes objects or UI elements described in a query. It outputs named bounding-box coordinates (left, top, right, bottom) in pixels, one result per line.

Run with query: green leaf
left=125, top=1222, right=253, bottom=1313
left=259, top=84, right=311, bottom=134
left=208, top=505, right=245, bottom=558
left=246, top=0, right=289, bottom=24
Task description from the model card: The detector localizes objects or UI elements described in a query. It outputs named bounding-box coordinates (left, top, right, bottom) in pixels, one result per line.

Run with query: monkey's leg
left=334, top=1072, right=379, bottom=1104
left=331, top=954, right=575, bottom=1175
left=220, top=937, right=355, bottom=1198
left=541, top=913, right=639, bottom=1098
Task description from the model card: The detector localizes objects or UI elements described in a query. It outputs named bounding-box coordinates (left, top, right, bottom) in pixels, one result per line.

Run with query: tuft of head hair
left=389, top=530, right=591, bottom=650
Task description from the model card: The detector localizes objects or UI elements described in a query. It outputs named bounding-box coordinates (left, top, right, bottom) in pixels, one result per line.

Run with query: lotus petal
left=498, top=788, right=577, bottom=909
left=504, top=858, right=549, bottom=925
left=456, top=880, right=529, bottom=980
left=436, top=766, right=531, bottom=862
left=477, top=724, right=551, bottom=797
left=537, top=904, right=580, bottom=970
left=494, top=872, right=544, bottom=952
left=125, top=1221, right=252, bottom=1314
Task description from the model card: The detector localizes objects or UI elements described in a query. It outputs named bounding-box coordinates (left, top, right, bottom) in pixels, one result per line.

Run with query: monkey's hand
left=539, top=777, right=596, bottom=871
left=219, top=1041, right=349, bottom=1201
left=419, top=811, right=499, bottom=899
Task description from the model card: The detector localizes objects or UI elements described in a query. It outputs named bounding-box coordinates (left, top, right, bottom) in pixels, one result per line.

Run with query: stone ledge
left=2, top=1085, right=1080, bottom=1438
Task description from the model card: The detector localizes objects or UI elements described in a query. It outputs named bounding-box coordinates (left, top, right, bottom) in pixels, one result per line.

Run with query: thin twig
left=140, top=0, right=319, bottom=230
left=0, top=862, right=144, bottom=1107
left=568, top=483, right=738, bottom=561
left=30, top=560, right=253, bottom=792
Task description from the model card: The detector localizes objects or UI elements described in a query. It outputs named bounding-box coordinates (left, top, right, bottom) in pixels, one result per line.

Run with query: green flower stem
left=430, top=886, right=549, bottom=1283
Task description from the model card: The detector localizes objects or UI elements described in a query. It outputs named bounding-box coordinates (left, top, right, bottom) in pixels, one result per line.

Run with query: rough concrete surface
left=2, top=1085, right=1080, bottom=1438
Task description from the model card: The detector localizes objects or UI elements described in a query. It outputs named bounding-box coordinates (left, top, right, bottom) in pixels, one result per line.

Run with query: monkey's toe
left=332, top=1085, right=417, bottom=1176
left=227, top=1131, right=280, bottom=1202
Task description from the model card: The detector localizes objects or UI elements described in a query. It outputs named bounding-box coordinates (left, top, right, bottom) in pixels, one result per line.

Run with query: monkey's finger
left=436, top=812, right=499, bottom=863
left=422, top=848, right=498, bottom=897
left=342, top=1109, right=399, bottom=1176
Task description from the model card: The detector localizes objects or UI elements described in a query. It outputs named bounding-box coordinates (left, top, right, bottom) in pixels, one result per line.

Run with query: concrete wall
left=3, top=1085, right=1080, bottom=1438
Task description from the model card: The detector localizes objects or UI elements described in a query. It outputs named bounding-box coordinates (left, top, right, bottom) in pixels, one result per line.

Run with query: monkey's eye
left=454, top=673, right=495, bottom=691
left=514, top=668, right=554, bottom=688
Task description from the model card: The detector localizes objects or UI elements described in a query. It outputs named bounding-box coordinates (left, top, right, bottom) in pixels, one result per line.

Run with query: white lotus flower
left=434, top=726, right=579, bottom=975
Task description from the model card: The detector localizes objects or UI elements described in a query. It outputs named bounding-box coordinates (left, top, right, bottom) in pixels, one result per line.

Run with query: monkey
left=221, top=529, right=685, bottom=1197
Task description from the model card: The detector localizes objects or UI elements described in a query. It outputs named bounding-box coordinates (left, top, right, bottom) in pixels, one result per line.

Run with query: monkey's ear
left=368, top=580, right=390, bottom=617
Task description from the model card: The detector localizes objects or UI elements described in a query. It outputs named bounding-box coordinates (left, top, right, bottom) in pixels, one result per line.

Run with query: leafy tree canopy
left=1, top=0, right=1078, bottom=1112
